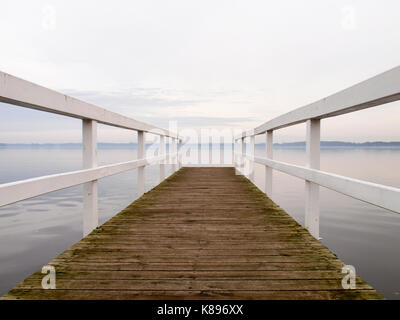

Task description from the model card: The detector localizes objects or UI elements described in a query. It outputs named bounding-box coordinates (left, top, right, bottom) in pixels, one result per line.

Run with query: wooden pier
left=2, top=167, right=383, bottom=300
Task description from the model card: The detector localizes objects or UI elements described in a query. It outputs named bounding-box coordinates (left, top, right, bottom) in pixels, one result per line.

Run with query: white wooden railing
left=2, top=67, right=400, bottom=241
left=0, top=71, right=182, bottom=236
left=234, top=66, right=400, bottom=239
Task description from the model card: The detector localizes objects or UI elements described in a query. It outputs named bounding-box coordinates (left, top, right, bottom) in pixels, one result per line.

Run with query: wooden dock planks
left=1, top=167, right=383, bottom=300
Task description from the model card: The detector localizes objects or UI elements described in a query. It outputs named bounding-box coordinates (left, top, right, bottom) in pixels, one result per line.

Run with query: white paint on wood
left=306, top=120, right=321, bottom=169
left=137, top=131, right=145, bottom=197
left=240, top=137, right=245, bottom=175
left=160, top=135, right=166, bottom=182
left=305, top=119, right=320, bottom=239
left=231, top=142, right=234, bottom=166
left=220, top=136, right=224, bottom=165
left=198, top=136, right=202, bottom=165
left=265, top=130, right=273, bottom=196
left=178, top=139, right=183, bottom=169
left=252, top=156, right=400, bottom=215
left=236, top=66, right=400, bottom=139
left=171, top=138, right=177, bottom=171
left=0, top=71, right=179, bottom=139
left=234, top=140, right=239, bottom=175
left=0, top=155, right=167, bottom=207
left=209, top=136, right=212, bottom=164
left=249, top=135, right=255, bottom=182
left=82, top=119, right=98, bottom=237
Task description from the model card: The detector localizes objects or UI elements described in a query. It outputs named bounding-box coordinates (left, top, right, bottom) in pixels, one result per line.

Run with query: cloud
left=63, top=88, right=207, bottom=111
left=61, top=88, right=259, bottom=129
left=141, top=115, right=257, bottom=127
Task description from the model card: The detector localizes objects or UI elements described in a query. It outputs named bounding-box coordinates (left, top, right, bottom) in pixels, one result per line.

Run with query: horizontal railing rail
left=237, top=66, right=400, bottom=139
left=0, top=71, right=178, bottom=138
left=0, top=153, right=174, bottom=207
left=234, top=66, right=400, bottom=239
left=0, top=71, right=182, bottom=236
left=252, top=155, right=400, bottom=213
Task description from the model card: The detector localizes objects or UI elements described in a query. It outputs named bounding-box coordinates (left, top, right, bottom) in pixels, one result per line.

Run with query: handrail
left=0, top=71, right=182, bottom=236
left=234, top=66, right=400, bottom=239
left=0, top=71, right=178, bottom=138
left=236, top=66, right=400, bottom=139
left=252, top=155, right=400, bottom=214
left=0, top=153, right=173, bottom=208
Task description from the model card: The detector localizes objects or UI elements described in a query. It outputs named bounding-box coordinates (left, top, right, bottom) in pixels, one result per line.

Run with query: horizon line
left=1, top=140, right=400, bottom=146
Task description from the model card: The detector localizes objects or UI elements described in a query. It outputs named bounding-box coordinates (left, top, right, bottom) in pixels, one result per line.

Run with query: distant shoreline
left=0, top=141, right=400, bottom=149
left=272, top=141, right=400, bottom=148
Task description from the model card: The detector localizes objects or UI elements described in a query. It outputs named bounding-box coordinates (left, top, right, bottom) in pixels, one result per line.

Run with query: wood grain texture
left=1, top=167, right=383, bottom=300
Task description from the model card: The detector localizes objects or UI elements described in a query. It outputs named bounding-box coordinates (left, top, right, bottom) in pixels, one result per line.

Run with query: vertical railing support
left=160, top=135, right=166, bottom=182
left=138, top=130, right=145, bottom=197
left=231, top=138, right=234, bottom=166
left=198, top=133, right=201, bottom=165
left=305, top=119, right=321, bottom=239
left=265, top=130, right=273, bottom=196
left=249, top=135, right=255, bottom=182
left=178, top=139, right=182, bottom=169
left=241, top=137, right=245, bottom=174
left=209, top=135, right=212, bottom=164
left=220, top=136, right=224, bottom=165
left=82, top=119, right=98, bottom=237
left=172, top=138, right=177, bottom=172
left=234, top=139, right=239, bottom=174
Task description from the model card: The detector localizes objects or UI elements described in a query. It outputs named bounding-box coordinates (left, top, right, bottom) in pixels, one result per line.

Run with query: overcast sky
left=0, top=0, right=399, bottom=143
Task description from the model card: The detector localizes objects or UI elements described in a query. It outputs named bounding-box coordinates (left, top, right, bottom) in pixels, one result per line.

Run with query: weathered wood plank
left=1, top=167, right=384, bottom=300
left=37, top=261, right=347, bottom=271
left=14, top=279, right=373, bottom=291
left=2, top=289, right=382, bottom=300
left=26, top=270, right=352, bottom=280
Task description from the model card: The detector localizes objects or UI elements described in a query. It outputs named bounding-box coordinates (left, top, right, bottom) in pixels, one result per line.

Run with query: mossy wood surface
left=2, top=168, right=383, bottom=300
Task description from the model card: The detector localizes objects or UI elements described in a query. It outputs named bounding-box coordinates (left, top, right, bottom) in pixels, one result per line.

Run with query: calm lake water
left=0, top=145, right=399, bottom=299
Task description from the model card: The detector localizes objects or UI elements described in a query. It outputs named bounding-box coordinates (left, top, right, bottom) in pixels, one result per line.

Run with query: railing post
left=220, top=136, right=224, bottom=165
left=231, top=139, right=234, bottom=166
left=138, top=130, right=145, bottom=197
left=249, top=135, right=255, bottom=181
left=178, top=139, right=182, bottom=169
left=241, top=137, right=245, bottom=174
left=209, top=135, right=212, bottom=164
left=172, top=138, right=177, bottom=171
left=305, top=119, right=320, bottom=239
left=234, top=139, right=239, bottom=174
left=198, top=133, right=201, bottom=165
left=265, top=130, right=273, bottom=196
left=160, top=135, right=166, bottom=182
left=82, top=119, right=98, bottom=237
